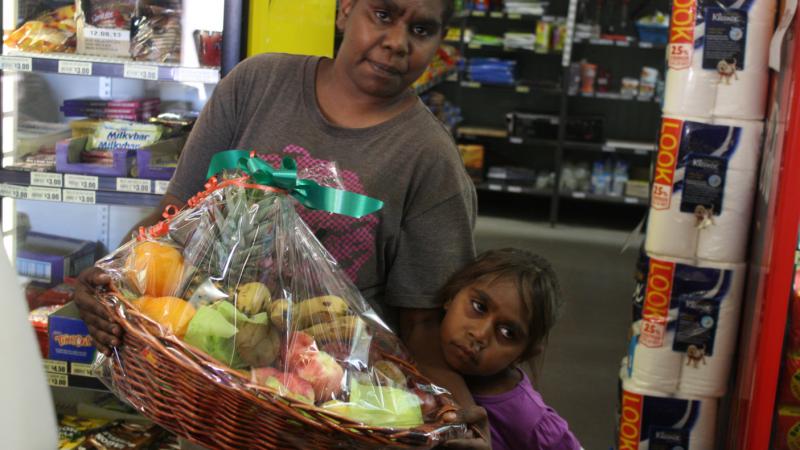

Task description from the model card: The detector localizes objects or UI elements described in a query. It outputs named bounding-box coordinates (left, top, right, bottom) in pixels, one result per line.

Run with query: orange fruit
left=127, top=241, right=185, bottom=297
left=136, top=296, right=196, bottom=338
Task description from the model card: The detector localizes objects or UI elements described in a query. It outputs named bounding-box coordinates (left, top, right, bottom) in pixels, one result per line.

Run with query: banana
left=236, top=282, right=271, bottom=315
left=374, top=360, right=407, bottom=387
left=269, top=295, right=351, bottom=331
left=301, top=315, right=363, bottom=345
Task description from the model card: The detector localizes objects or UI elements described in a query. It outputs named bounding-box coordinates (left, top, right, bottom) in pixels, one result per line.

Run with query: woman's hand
left=442, top=405, right=492, bottom=449
left=74, top=267, right=120, bottom=356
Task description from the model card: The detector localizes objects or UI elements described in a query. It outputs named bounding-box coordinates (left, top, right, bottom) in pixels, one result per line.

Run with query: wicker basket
left=97, top=293, right=461, bottom=450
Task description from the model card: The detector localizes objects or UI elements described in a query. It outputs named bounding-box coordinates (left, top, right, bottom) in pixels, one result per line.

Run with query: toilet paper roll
left=696, top=168, right=758, bottom=262
left=657, top=115, right=764, bottom=170
left=630, top=328, right=683, bottom=393
left=619, top=370, right=718, bottom=450
left=646, top=193, right=699, bottom=260
left=664, top=0, right=776, bottom=120
left=677, top=260, right=746, bottom=397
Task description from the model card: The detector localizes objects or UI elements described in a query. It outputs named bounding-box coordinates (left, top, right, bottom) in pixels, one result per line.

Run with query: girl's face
left=336, top=0, right=445, bottom=98
left=440, top=277, right=531, bottom=377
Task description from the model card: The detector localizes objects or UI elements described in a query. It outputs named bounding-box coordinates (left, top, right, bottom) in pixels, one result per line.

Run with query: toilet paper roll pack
left=629, top=253, right=746, bottom=396
left=664, top=0, right=776, bottom=120
left=618, top=371, right=718, bottom=450
left=645, top=116, right=762, bottom=261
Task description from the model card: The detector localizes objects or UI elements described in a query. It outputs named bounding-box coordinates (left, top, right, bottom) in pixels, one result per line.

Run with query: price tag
left=639, top=42, right=654, bottom=49
left=634, top=149, right=650, bottom=156
left=2, top=184, right=29, bottom=200
left=507, top=186, right=523, bottom=193
left=58, top=60, right=92, bottom=76
left=71, top=363, right=94, bottom=377
left=668, top=43, right=693, bottom=70
left=30, top=172, right=63, bottom=187
left=44, top=359, right=68, bottom=374
left=63, top=189, right=96, bottom=204
left=124, top=64, right=159, bottom=81
left=0, top=56, right=33, bottom=72
left=468, top=43, right=482, bottom=49
left=155, top=180, right=170, bottom=195
left=461, top=81, right=481, bottom=88
left=590, top=38, right=614, bottom=46
left=29, top=186, right=62, bottom=202
left=490, top=11, right=503, bottom=18
left=64, top=174, right=99, bottom=190
left=624, top=197, right=640, bottom=205
left=48, top=373, right=69, bottom=388
left=174, top=68, right=220, bottom=84
left=572, top=192, right=587, bottom=199
left=85, top=27, right=129, bottom=41
left=509, top=137, right=523, bottom=144
left=602, top=145, right=616, bottom=153
left=471, top=11, right=486, bottom=17
left=507, top=13, right=522, bottom=20
left=615, top=41, right=631, bottom=48
left=116, top=178, right=151, bottom=193
left=488, top=184, right=502, bottom=191
left=515, top=86, right=530, bottom=94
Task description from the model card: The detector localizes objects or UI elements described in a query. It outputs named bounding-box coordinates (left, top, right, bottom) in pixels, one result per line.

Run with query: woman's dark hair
left=437, top=248, right=563, bottom=359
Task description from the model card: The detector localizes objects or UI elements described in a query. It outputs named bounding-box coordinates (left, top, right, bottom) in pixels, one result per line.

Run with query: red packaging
left=780, top=353, right=800, bottom=406
left=776, top=406, right=800, bottom=450
left=29, top=305, right=61, bottom=357
left=29, top=279, right=76, bottom=310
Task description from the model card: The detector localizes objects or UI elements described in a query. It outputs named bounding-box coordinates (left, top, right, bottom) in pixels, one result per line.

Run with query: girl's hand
left=74, top=267, right=121, bottom=356
left=442, top=406, right=492, bottom=449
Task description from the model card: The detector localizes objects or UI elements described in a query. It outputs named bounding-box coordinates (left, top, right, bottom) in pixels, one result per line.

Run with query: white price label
left=0, top=56, right=32, bottom=72
left=116, top=178, right=151, bottom=193
left=70, top=363, right=94, bottom=377
left=63, top=189, right=96, bottom=204
left=507, top=13, right=522, bottom=20
left=155, top=180, right=170, bottom=195
left=468, top=43, right=482, bottom=49
left=85, top=27, right=129, bottom=41
left=64, top=174, right=99, bottom=190
left=507, top=186, right=523, bottom=193
left=572, top=192, right=587, bottom=199
left=44, top=359, right=68, bottom=374
left=58, top=60, right=92, bottom=76
left=29, top=186, right=62, bottom=202
left=47, top=373, right=69, bottom=388
left=616, top=41, right=631, bottom=48
left=634, top=149, right=650, bottom=156
left=624, top=197, right=640, bottom=205
left=124, top=64, right=159, bottom=81
left=490, top=11, right=503, bottom=18
left=639, top=42, right=654, bottom=49
left=509, top=137, right=523, bottom=144
left=471, top=10, right=486, bottom=17
left=174, top=68, right=220, bottom=84
left=461, top=81, right=481, bottom=88
left=30, top=172, right=63, bottom=187
left=1, top=184, right=29, bottom=199
left=488, top=184, right=502, bottom=191
left=515, top=86, right=530, bottom=94
left=602, top=145, right=616, bottom=153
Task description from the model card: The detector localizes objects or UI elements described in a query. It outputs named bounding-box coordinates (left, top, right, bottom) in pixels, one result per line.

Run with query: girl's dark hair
left=437, top=248, right=563, bottom=359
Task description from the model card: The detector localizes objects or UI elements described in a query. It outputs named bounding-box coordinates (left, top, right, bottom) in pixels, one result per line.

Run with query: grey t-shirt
left=168, top=53, right=476, bottom=323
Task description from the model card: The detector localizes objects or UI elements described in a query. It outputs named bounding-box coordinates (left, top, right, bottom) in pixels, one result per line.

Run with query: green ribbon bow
left=206, top=150, right=384, bottom=219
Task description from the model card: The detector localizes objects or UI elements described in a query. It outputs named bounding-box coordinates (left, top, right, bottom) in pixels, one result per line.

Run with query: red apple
left=251, top=367, right=314, bottom=404
left=286, top=332, right=345, bottom=402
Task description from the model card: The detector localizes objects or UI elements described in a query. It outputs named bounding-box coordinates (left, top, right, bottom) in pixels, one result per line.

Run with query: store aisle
left=475, top=216, right=642, bottom=450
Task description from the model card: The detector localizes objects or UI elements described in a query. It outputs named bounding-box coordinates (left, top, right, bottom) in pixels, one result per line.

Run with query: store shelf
left=572, top=36, right=667, bottom=50
left=456, top=79, right=561, bottom=95
left=456, top=42, right=562, bottom=56
left=571, top=91, right=659, bottom=103
left=477, top=182, right=552, bottom=197
left=561, top=190, right=648, bottom=205
left=0, top=52, right=221, bottom=84
left=457, top=126, right=560, bottom=148
left=0, top=169, right=164, bottom=207
left=563, top=140, right=656, bottom=155
left=468, top=11, right=557, bottom=21
left=44, top=358, right=108, bottom=391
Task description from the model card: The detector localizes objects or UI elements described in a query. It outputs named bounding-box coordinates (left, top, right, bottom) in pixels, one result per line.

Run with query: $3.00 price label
left=63, top=189, right=96, bottom=204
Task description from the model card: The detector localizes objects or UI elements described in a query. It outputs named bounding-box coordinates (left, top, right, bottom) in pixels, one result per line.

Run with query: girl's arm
left=399, top=307, right=491, bottom=450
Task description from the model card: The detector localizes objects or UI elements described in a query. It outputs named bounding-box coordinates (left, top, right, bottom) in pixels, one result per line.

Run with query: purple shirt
left=473, top=369, right=581, bottom=450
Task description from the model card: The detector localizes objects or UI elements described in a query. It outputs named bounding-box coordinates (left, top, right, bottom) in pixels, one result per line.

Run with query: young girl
left=439, top=249, right=581, bottom=450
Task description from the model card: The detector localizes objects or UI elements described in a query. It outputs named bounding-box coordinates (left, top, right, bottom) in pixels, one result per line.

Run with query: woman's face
left=336, top=0, right=445, bottom=98
left=440, top=278, right=532, bottom=377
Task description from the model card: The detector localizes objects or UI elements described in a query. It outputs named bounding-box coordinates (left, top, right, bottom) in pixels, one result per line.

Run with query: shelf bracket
left=98, top=77, right=112, bottom=100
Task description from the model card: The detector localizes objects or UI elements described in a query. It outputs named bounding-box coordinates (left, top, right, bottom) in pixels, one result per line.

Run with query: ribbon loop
left=206, top=150, right=383, bottom=218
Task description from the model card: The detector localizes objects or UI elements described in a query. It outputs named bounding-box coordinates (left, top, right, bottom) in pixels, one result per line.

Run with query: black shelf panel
left=0, top=169, right=164, bottom=207
left=477, top=182, right=553, bottom=197
left=570, top=91, right=660, bottom=104
left=0, top=52, right=220, bottom=84
left=563, top=140, right=656, bottom=155
left=457, top=128, right=560, bottom=148
left=572, top=37, right=667, bottom=50
left=468, top=11, right=560, bottom=21
left=455, top=79, right=562, bottom=95
left=456, top=42, right=562, bottom=57
left=561, top=190, right=649, bottom=205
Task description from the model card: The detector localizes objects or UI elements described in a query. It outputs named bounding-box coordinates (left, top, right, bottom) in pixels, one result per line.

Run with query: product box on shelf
left=76, top=0, right=135, bottom=58
left=56, top=136, right=135, bottom=177
left=133, top=136, right=185, bottom=180
left=48, top=302, right=96, bottom=364
left=17, top=232, right=95, bottom=287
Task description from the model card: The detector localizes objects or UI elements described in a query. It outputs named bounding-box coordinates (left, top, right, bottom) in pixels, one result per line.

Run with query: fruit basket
left=93, top=150, right=466, bottom=449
